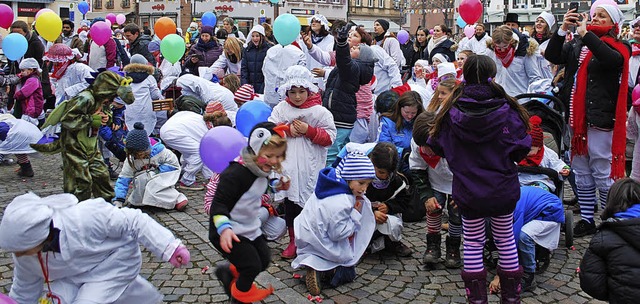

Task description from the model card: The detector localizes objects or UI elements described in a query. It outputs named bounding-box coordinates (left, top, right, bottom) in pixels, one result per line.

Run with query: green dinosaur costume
left=31, top=71, right=135, bottom=201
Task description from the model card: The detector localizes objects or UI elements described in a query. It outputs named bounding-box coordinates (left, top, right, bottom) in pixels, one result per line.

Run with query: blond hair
left=253, top=134, right=287, bottom=173
left=223, top=36, right=243, bottom=61
left=492, top=25, right=518, bottom=48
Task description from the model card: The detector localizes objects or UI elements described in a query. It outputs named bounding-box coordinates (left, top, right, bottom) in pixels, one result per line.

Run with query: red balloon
left=633, top=85, right=640, bottom=103
left=154, top=17, right=176, bottom=40
left=459, top=0, right=483, bottom=25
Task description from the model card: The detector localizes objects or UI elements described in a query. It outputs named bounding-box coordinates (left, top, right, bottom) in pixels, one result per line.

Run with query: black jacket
left=580, top=217, right=640, bottom=304
left=366, top=173, right=411, bottom=215
left=129, top=34, right=156, bottom=66
left=425, top=38, right=455, bottom=64
left=322, top=41, right=374, bottom=128
left=240, top=41, right=271, bottom=94
left=407, top=43, right=427, bottom=68
left=545, top=31, right=629, bottom=128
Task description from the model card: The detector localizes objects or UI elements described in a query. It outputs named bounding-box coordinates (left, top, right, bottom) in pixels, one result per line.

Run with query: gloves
left=169, top=245, right=190, bottom=268
left=336, top=25, right=350, bottom=44
left=91, top=114, right=103, bottom=128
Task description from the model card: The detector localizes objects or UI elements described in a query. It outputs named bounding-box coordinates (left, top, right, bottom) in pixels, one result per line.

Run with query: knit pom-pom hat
left=125, top=122, right=150, bottom=152
left=529, top=115, right=544, bottom=147
left=336, top=152, right=376, bottom=181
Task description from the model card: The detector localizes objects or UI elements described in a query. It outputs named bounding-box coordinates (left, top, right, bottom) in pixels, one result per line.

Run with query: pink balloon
left=116, top=13, right=126, bottom=25
left=463, top=25, right=475, bottom=39
left=590, top=0, right=617, bottom=20
left=459, top=0, right=482, bottom=25
left=105, top=19, right=112, bottom=28
left=106, top=13, right=117, bottom=25
left=90, top=21, right=112, bottom=46
left=633, top=85, right=640, bottom=103
left=35, top=8, right=53, bottom=20
left=429, top=29, right=434, bottom=35
left=0, top=4, right=13, bottom=30
left=0, top=293, right=17, bottom=304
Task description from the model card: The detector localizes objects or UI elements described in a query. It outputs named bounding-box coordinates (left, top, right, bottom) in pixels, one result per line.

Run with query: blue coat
left=378, top=116, right=413, bottom=151
left=241, top=41, right=271, bottom=94
left=512, top=186, right=565, bottom=247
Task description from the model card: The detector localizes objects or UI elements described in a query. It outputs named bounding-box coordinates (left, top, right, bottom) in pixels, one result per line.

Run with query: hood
left=127, top=71, right=150, bottom=83
left=314, top=167, right=352, bottom=199
left=601, top=217, right=640, bottom=251
left=149, top=138, right=165, bottom=158
left=355, top=60, right=375, bottom=86
left=449, top=84, right=513, bottom=144
left=124, top=63, right=154, bottom=75
left=134, top=34, right=152, bottom=45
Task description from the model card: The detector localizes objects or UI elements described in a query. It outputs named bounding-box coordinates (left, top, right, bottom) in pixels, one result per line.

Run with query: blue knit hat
left=125, top=122, right=150, bottom=152
left=336, top=152, right=376, bottom=181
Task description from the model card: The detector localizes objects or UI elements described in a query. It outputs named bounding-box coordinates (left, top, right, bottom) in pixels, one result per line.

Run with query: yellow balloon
left=35, top=11, right=62, bottom=42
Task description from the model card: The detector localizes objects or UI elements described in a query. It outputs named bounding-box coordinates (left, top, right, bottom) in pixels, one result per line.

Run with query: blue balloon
left=2, top=33, right=28, bottom=61
left=201, top=12, right=217, bottom=27
left=456, top=16, right=466, bottom=28
left=78, top=1, right=89, bottom=15
left=236, top=100, right=272, bottom=137
left=273, top=14, right=300, bottom=46
left=269, top=0, right=279, bottom=3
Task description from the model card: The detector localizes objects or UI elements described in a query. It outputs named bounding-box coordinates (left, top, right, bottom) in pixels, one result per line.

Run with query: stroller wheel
left=564, top=209, right=574, bottom=248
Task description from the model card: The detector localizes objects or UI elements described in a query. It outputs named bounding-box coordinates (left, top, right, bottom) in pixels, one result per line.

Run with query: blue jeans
left=518, top=231, right=536, bottom=273
left=326, top=127, right=351, bottom=167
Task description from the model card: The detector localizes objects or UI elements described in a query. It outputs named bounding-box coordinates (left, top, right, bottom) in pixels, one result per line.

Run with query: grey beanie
left=130, top=54, right=148, bottom=65
left=125, top=122, right=150, bottom=152
left=357, top=44, right=377, bottom=63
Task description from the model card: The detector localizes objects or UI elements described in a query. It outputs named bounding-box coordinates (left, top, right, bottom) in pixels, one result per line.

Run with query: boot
left=497, top=266, right=523, bottom=304
left=306, top=268, right=322, bottom=296
left=215, top=263, right=234, bottom=297
left=231, top=282, right=274, bottom=303
left=522, top=271, right=536, bottom=292
left=422, top=233, right=441, bottom=264
left=17, top=162, right=34, bottom=177
left=461, top=269, right=488, bottom=304
left=444, top=236, right=462, bottom=268
left=281, top=227, right=297, bottom=259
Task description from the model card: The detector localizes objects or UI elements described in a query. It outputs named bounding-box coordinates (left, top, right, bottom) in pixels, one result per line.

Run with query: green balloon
left=160, top=34, right=186, bottom=64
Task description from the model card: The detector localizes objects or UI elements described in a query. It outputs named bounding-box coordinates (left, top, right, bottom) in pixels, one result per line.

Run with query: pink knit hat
left=205, top=101, right=225, bottom=114
left=234, top=84, right=258, bottom=105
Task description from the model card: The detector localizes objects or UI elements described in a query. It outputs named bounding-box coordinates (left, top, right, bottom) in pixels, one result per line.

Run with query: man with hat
left=504, top=13, right=520, bottom=30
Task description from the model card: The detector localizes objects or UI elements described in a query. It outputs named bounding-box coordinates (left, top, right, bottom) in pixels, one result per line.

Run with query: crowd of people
left=0, top=3, right=640, bottom=303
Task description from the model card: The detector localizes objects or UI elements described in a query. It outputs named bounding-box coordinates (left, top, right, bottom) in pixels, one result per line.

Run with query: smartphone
left=569, top=2, right=579, bottom=13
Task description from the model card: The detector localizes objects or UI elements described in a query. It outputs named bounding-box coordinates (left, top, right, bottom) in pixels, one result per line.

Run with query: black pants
left=284, top=198, right=303, bottom=227
left=211, top=233, right=271, bottom=291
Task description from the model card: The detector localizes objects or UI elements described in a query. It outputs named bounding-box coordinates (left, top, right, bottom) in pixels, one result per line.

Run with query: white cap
left=279, top=65, right=319, bottom=98
left=19, top=58, right=41, bottom=73
left=437, top=62, right=456, bottom=79
left=598, top=4, right=625, bottom=34
left=248, top=25, right=265, bottom=38
left=537, top=11, right=556, bottom=29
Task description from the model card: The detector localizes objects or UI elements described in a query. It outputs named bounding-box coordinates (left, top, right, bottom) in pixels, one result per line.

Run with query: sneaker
left=177, top=182, right=204, bottom=191
left=574, top=219, right=596, bottom=237
left=175, top=200, right=188, bottom=211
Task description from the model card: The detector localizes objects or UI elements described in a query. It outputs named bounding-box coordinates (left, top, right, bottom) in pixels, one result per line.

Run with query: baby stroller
left=484, top=93, right=574, bottom=274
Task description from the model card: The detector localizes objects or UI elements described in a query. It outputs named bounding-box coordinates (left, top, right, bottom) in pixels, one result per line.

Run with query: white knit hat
left=597, top=4, right=625, bottom=34
left=431, top=53, right=448, bottom=64
left=248, top=25, right=266, bottom=38
left=414, top=59, right=430, bottom=68
left=279, top=65, right=319, bottom=98
left=336, top=152, right=376, bottom=181
left=437, top=62, right=456, bottom=79
left=537, top=11, right=556, bottom=29
left=0, top=192, right=78, bottom=252
left=18, top=58, right=41, bottom=73
left=190, top=22, right=198, bottom=29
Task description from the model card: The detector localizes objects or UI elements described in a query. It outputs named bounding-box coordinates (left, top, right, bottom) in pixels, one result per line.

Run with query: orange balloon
left=154, top=17, right=176, bottom=40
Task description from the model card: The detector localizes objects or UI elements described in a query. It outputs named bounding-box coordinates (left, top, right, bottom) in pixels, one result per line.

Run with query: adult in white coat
left=373, top=19, right=405, bottom=68
left=0, top=192, right=190, bottom=304
left=370, top=44, right=403, bottom=94
left=123, top=54, right=163, bottom=136
left=262, top=43, right=306, bottom=106
left=458, top=24, right=492, bottom=55
left=160, top=110, right=211, bottom=190
left=176, top=74, right=238, bottom=112
left=208, top=36, right=243, bottom=79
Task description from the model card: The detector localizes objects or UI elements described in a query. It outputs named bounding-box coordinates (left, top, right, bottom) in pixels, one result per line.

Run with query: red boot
left=231, top=282, right=274, bottom=303
left=281, top=227, right=297, bottom=259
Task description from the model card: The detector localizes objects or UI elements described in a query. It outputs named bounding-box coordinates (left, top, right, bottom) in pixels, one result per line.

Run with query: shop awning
left=297, top=16, right=309, bottom=26
left=349, top=19, right=401, bottom=32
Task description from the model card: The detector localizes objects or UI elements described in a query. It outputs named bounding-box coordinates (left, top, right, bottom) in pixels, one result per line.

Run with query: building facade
left=348, top=0, right=403, bottom=31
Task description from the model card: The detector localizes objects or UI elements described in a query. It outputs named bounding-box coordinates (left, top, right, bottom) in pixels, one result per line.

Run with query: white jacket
left=9, top=196, right=180, bottom=304
left=262, top=45, right=306, bottom=106
left=409, top=139, right=453, bottom=194
left=159, top=59, right=182, bottom=91
left=268, top=101, right=336, bottom=205
left=517, top=146, right=567, bottom=191
left=457, top=34, right=492, bottom=55
left=370, top=45, right=403, bottom=94
left=304, top=35, right=334, bottom=91
left=52, top=62, right=94, bottom=106
left=176, top=74, right=238, bottom=112
left=0, top=117, right=42, bottom=155
left=377, top=36, right=405, bottom=68
left=209, top=52, right=242, bottom=79
left=488, top=50, right=543, bottom=98
left=629, top=54, right=640, bottom=88
left=125, top=75, right=163, bottom=136
left=160, top=111, right=208, bottom=147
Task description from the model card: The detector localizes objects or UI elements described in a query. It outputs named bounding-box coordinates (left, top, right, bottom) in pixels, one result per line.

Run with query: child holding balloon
left=268, top=65, right=337, bottom=259
left=210, top=122, right=289, bottom=303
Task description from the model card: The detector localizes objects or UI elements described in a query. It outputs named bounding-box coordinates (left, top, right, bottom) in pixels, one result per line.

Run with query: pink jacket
left=14, top=74, right=43, bottom=118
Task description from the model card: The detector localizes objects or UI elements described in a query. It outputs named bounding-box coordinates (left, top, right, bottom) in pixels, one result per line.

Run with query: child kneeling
left=112, top=122, right=188, bottom=210
left=292, top=152, right=377, bottom=295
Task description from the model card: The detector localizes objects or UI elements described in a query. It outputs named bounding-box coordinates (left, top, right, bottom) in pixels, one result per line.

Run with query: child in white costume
left=268, top=65, right=336, bottom=259
left=292, top=152, right=377, bottom=295
left=0, top=192, right=190, bottom=304
left=113, top=122, right=188, bottom=210
left=123, top=54, right=163, bottom=136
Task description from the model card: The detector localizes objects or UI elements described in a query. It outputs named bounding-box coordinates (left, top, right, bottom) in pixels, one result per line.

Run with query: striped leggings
left=462, top=213, right=519, bottom=272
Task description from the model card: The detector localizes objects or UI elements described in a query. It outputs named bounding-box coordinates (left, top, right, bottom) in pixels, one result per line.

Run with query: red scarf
left=571, top=25, right=629, bottom=180
left=419, top=146, right=441, bottom=169
left=632, top=43, right=640, bottom=57
left=518, top=146, right=544, bottom=167
left=285, top=91, right=322, bottom=109
left=50, top=61, right=71, bottom=80
left=494, top=46, right=515, bottom=68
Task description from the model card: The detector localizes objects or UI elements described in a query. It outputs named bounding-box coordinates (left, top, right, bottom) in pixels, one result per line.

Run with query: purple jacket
left=428, top=84, right=531, bottom=219
left=14, top=74, right=43, bottom=119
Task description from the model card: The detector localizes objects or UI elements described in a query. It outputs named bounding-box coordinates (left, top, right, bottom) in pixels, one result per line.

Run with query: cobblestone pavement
left=0, top=155, right=608, bottom=303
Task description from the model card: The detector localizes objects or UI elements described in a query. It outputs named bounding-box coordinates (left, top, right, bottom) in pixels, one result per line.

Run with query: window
left=378, top=0, right=383, bottom=8
left=332, top=0, right=341, bottom=4
left=355, top=0, right=361, bottom=6
left=105, top=0, right=114, bottom=9
left=533, top=0, right=544, bottom=6
left=93, top=0, right=102, bottom=9
left=513, top=0, right=525, bottom=8
left=121, top=0, right=131, bottom=8
left=318, top=0, right=326, bottom=3
left=368, top=0, right=373, bottom=7
left=59, top=7, right=69, bottom=18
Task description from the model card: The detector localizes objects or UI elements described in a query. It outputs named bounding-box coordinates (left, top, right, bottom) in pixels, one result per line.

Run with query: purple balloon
left=397, top=30, right=409, bottom=44
left=200, top=126, right=246, bottom=173
left=106, top=13, right=117, bottom=25
left=0, top=293, right=17, bottom=304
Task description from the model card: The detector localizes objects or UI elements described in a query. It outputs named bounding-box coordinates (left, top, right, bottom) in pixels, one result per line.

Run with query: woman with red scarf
left=545, top=3, right=630, bottom=238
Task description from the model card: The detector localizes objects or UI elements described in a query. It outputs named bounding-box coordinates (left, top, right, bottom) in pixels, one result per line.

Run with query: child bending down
left=427, top=55, right=531, bottom=303
left=210, top=122, right=289, bottom=303
left=112, top=122, right=188, bottom=211
left=292, top=152, right=377, bottom=296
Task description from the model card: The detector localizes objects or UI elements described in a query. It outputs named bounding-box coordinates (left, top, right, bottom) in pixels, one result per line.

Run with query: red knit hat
left=234, top=84, right=258, bottom=105
left=391, top=83, right=411, bottom=97
left=205, top=101, right=225, bottom=114
left=529, top=115, right=544, bottom=147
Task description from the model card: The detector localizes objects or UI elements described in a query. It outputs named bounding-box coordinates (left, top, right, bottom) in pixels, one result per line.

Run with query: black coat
left=425, top=38, right=455, bottom=64
left=322, top=41, right=374, bottom=128
left=407, top=43, right=428, bottom=68
left=240, top=41, right=271, bottom=94
left=366, top=173, right=411, bottom=215
left=580, top=217, right=640, bottom=304
left=545, top=31, right=629, bottom=128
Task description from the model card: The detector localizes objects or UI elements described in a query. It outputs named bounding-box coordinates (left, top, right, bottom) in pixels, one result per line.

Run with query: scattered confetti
left=314, top=295, right=323, bottom=302
left=576, top=267, right=580, bottom=273
left=307, top=294, right=313, bottom=301
left=570, top=246, right=576, bottom=250
left=293, top=273, right=302, bottom=279
left=201, top=266, right=210, bottom=274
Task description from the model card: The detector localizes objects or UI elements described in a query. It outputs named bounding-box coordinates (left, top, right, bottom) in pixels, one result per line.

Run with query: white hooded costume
left=176, top=74, right=238, bottom=112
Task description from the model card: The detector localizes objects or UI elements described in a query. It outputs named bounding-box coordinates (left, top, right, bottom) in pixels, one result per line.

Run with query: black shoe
left=574, top=219, right=596, bottom=237
left=422, top=233, right=441, bottom=264
left=108, top=167, right=119, bottom=180
left=444, top=236, right=462, bottom=269
left=215, top=263, right=233, bottom=298
left=563, top=196, right=578, bottom=206
left=387, top=240, right=413, bottom=257
left=17, top=162, right=34, bottom=177
left=522, top=272, right=537, bottom=292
